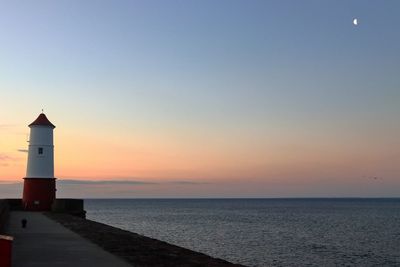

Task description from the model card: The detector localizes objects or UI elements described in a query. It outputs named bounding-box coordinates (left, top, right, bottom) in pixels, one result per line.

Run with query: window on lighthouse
left=38, top=147, right=43, bottom=155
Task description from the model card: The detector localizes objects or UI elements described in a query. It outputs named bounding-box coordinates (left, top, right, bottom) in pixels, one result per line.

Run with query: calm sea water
left=85, top=199, right=400, bottom=267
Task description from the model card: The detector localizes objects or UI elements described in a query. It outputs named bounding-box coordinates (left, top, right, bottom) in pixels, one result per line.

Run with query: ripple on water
left=85, top=199, right=400, bottom=267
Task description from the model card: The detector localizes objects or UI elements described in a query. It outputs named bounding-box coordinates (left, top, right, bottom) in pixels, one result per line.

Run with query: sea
left=84, top=198, right=400, bottom=267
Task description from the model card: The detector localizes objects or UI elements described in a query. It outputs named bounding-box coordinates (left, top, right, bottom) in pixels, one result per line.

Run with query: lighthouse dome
left=29, top=113, right=56, bottom=128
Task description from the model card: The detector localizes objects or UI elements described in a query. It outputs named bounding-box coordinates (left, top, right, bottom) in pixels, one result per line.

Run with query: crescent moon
left=353, top=18, right=358, bottom=25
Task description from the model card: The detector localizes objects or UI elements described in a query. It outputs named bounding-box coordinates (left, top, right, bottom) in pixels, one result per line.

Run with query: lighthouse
left=22, top=113, right=56, bottom=211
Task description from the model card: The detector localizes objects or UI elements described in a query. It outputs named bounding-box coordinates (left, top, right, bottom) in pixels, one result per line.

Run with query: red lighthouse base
left=22, top=178, right=56, bottom=211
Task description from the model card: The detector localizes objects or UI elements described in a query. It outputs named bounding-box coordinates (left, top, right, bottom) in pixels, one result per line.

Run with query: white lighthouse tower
left=22, top=113, right=56, bottom=211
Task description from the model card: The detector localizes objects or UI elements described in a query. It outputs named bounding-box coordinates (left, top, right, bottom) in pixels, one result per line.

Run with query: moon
left=353, top=18, right=358, bottom=26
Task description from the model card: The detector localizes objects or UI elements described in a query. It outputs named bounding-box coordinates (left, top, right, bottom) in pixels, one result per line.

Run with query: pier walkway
left=5, top=211, right=132, bottom=267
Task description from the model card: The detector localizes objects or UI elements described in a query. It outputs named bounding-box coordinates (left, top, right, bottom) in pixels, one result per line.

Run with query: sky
left=1, top=0, right=399, bottom=198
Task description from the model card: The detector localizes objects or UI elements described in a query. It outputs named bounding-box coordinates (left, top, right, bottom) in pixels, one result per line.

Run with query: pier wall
left=51, top=199, right=86, bottom=218
left=0, top=200, right=10, bottom=233
left=1, top=198, right=86, bottom=218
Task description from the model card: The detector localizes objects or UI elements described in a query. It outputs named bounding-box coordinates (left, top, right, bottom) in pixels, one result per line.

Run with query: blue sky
left=2, top=0, right=399, bottom=120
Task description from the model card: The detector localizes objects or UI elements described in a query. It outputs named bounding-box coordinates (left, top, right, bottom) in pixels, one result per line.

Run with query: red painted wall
left=0, top=236, right=13, bottom=267
left=22, top=178, right=56, bottom=211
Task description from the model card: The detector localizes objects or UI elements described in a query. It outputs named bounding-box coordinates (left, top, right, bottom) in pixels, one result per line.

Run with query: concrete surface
left=5, top=211, right=133, bottom=267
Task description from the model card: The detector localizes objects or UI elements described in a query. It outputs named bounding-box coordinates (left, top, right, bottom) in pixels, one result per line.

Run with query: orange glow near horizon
left=1, top=114, right=399, bottom=194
